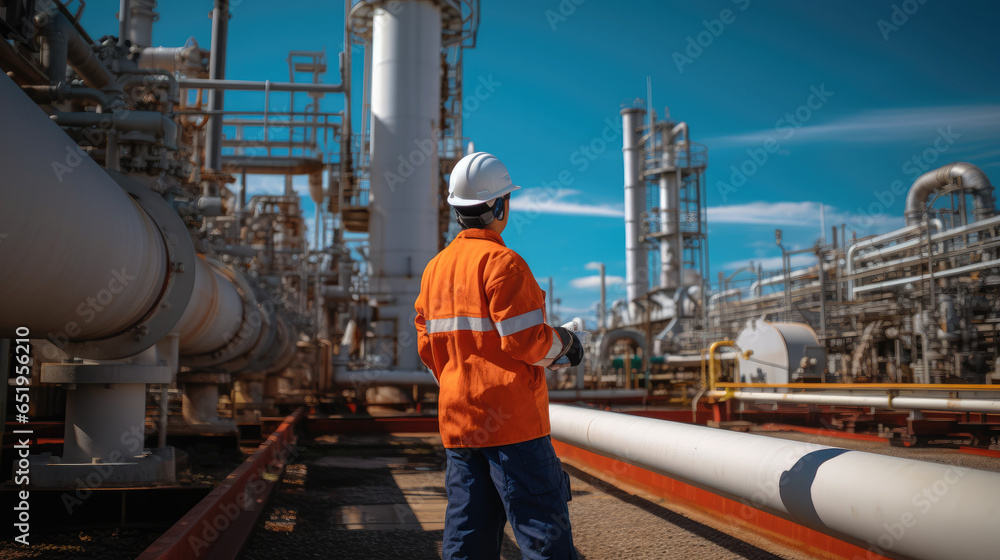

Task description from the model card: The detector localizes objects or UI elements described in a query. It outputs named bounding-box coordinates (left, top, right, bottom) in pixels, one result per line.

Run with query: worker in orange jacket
left=415, top=152, right=584, bottom=559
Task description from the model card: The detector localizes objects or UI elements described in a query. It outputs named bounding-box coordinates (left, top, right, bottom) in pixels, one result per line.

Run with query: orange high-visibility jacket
left=414, top=228, right=561, bottom=448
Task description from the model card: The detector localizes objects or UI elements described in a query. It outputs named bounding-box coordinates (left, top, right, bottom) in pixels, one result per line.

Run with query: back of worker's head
left=447, top=152, right=520, bottom=229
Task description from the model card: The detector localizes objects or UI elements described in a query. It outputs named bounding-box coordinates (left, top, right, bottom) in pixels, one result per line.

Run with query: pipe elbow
left=905, top=162, right=995, bottom=224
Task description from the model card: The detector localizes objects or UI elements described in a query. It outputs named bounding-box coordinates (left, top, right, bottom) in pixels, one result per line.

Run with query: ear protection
left=491, top=193, right=510, bottom=222
left=456, top=194, right=510, bottom=229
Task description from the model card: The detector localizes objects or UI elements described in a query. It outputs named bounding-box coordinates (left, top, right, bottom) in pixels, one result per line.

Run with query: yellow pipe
left=707, top=340, right=735, bottom=391
left=715, top=382, right=1000, bottom=391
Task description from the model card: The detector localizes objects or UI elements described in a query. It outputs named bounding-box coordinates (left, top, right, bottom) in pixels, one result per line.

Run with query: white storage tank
left=735, top=320, right=826, bottom=390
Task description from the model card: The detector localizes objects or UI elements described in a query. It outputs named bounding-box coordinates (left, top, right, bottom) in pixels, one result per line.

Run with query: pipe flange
left=234, top=278, right=278, bottom=371
left=62, top=172, right=196, bottom=360
left=253, top=317, right=297, bottom=375
left=180, top=259, right=265, bottom=371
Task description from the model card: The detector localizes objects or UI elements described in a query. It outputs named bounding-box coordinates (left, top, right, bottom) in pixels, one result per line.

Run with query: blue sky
left=81, top=1, right=1000, bottom=325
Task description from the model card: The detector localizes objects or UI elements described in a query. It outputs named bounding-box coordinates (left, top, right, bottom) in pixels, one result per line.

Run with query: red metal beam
left=136, top=407, right=305, bottom=560
left=959, top=446, right=1000, bottom=459
left=552, top=439, right=891, bottom=560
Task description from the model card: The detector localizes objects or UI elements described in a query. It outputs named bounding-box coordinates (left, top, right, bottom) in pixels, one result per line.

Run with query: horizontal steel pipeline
left=549, top=404, right=1000, bottom=560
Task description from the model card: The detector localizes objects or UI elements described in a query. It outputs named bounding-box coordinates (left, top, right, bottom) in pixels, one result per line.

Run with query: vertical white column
left=368, top=0, right=442, bottom=369
left=622, top=108, right=647, bottom=303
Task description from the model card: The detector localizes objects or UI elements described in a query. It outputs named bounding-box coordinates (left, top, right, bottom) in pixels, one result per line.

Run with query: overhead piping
left=204, top=0, right=229, bottom=172
left=905, top=161, right=996, bottom=225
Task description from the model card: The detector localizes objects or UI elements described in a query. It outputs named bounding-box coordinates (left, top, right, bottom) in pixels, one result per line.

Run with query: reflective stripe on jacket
left=414, top=228, right=559, bottom=448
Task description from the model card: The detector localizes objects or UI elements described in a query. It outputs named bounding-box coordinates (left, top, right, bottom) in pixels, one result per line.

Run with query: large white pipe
left=550, top=404, right=1000, bottom=560
left=0, top=72, right=260, bottom=367
left=174, top=257, right=246, bottom=356
left=0, top=72, right=167, bottom=339
left=622, top=107, right=647, bottom=302
left=367, top=0, right=441, bottom=370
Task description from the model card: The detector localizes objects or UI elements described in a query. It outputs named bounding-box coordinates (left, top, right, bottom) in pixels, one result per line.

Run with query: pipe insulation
left=905, top=162, right=996, bottom=225
left=550, top=404, right=1000, bottom=560
left=0, top=72, right=167, bottom=339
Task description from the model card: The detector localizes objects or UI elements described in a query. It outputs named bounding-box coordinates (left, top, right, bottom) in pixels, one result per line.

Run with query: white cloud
left=708, top=201, right=817, bottom=226
left=511, top=188, right=623, bottom=218
left=569, top=275, right=625, bottom=289
left=709, top=200, right=905, bottom=234
left=705, top=104, right=1000, bottom=148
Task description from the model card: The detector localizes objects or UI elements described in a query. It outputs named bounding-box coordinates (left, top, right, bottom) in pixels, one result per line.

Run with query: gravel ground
left=554, top=465, right=792, bottom=560
left=0, top=529, right=162, bottom=560
left=244, top=433, right=798, bottom=560
left=242, top=433, right=448, bottom=560
left=752, top=428, right=1000, bottom=473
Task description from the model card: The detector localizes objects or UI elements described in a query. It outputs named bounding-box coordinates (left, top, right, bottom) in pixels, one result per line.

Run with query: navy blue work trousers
left=442, top=435, right=577, bottom=560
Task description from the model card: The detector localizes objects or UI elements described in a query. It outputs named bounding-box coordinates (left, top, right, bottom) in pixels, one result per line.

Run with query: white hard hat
left=447, top=152, right=521, bottom=207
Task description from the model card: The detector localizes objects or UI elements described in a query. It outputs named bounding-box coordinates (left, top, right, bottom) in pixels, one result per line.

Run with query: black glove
left=553, top=327, right=584, bottom=367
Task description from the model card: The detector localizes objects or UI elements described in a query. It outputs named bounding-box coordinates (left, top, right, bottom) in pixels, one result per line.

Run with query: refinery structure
left=0, top=1, right=998, bottom=559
